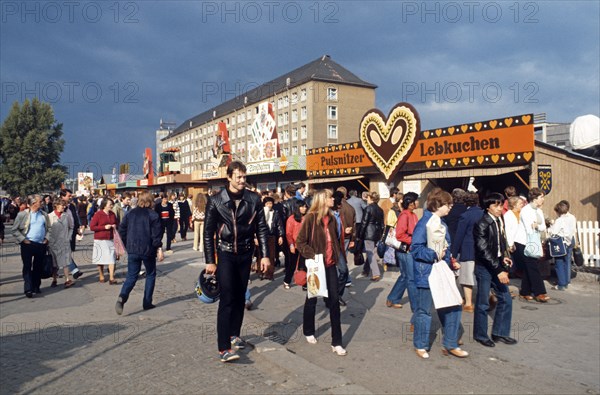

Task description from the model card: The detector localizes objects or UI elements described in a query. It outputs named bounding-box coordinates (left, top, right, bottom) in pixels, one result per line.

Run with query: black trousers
left=161, top=220, right=174, bottom=250
left=515, top=242, right=547, bottom=296
left=20, top=241, right=46, bottom=293
left=216, top=249, right=253, bottom=352
left=303, top=264, right=343, bottom=346
left=179, top=217, right=189, bottom=239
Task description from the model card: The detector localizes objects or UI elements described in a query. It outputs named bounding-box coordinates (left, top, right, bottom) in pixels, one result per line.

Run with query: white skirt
left=93, top=239, right=116, bottom=265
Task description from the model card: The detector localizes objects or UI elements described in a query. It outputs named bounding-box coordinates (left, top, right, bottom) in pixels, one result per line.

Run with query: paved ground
left=1, top=229, right=599, bottom=394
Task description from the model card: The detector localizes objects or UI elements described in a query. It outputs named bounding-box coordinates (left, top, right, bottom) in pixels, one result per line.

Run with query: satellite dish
left=570, top=114, right=600, bottom=158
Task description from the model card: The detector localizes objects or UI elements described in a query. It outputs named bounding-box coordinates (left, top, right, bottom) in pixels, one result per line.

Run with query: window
left=291, top=92, right=298, bottom=104
left=300, top=89, right=307, bottom=101
left=328, top=106, right=337, bottom=120
left=301, top=144, right=307, bottom=155
left=283, top=112, right=289, bottom=125
left=327, top=87, right=337, bottom=100
left=292, top=146, right=298, bottom=155
left=301, top=107, right=307, bottom=120
left=283, top=147, right=289, bottom=156
left=301, top=125, right=307, bottom=139
left=277, top=98, right=283, bottom=109
left=283, top=96, right=289, bottom=106
left=292, top=109, right=298, bottom=123
left=277, top=114, right=283, bottom=127
left=292, top=128, right=298, bottom=141
left=328, top=125, right=338, bottom=139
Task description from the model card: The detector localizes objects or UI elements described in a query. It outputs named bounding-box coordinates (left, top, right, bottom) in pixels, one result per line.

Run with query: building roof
left=169, top=55, right=377, bottom=138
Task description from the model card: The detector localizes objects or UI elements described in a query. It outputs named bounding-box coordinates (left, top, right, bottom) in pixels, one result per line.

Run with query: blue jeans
left=473, top=264, right=512, bottom=340
left=412, top=287, right=462, bottom=350
left=337, top=239, right=350, bottom=296
left=566, top=238, right=574, bottom=284
left=118, top=253, right=157, bottom=308
left=387, top=251, right=417, bottom=312
left=555, top=244, right=572, bottom=287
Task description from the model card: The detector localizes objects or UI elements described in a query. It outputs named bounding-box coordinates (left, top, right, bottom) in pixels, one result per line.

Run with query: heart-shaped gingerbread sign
left=359, top=103, right=420, bottom=180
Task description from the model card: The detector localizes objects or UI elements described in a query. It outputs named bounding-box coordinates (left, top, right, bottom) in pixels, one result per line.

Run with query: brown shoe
left=519, top=295, right=534, bottom=301
left=442, top=347, right=469, bottom=358
left=463, top=305, right=474, bottom=313
left=386, top=300, right=403, bottom=308
left=535, top=294, right=550, bottom=303
left=64, top=280, right=74, bottom=289
left=371, top=275, right=381, bottom=282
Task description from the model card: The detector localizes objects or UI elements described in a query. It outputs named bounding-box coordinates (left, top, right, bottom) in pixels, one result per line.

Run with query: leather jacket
left=358, top=203, right=384, bottom=241
left=474, top=213, right=510, bottom=275
left=204, top=188, right=269, bottom=263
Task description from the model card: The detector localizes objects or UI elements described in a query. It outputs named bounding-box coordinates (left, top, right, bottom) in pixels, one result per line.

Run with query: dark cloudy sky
left=1, top=0, right=598, bottom=179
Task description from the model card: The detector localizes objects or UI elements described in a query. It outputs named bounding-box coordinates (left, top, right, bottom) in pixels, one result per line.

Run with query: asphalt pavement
left=1, top=229, right=598, bottom=394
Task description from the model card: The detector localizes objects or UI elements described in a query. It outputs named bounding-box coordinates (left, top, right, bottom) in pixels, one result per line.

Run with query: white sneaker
left=331, top=345, right=347, bottom=356
left=305, top=335, right=318, bottom=344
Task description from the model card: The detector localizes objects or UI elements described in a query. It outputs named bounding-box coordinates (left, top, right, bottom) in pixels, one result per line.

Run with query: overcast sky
left=1, top=0, right=598, bottom=179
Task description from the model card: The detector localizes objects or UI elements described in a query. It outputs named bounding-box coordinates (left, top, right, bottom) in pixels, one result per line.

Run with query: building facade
left=161, top=55, right=376, bottom=175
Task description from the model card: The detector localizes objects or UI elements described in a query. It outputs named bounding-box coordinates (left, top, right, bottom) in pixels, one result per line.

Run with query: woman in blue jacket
left=411, top=189, right=467, bottom=359
left=450, top=192, right=484, bottom=312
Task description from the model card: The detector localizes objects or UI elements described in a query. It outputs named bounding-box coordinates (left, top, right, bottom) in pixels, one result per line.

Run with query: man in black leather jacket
left=473, top=192, right=517, bottom=348
left=203, top=161, right=270, bottom=362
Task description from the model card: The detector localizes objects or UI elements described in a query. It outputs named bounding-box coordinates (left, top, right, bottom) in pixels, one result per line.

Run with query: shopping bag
left=524, top=232, right=543, bottom=258
left=113, top=230, right=126, bottom=258
left=305, top=254, right=327, bottom=299
left=384, top=226, right=402, bottom=250
left=547, top=235, right=566, bottom=257
left=428, top=260, right=463, bottom=309
left=383, top=246, right=396, bottom=265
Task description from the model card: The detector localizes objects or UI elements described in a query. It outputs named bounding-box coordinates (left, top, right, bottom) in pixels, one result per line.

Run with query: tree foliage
left=0, top=99, right=67, bottom=196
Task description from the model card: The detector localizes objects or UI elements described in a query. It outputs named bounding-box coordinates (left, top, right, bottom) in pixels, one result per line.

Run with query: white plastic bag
left=305, top=254, right=328, bottom=299
left=429, top=260, right=463, bottom=309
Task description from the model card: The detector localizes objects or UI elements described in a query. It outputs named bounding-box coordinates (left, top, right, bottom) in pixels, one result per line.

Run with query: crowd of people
left=2, top=161, right=579, bottom=363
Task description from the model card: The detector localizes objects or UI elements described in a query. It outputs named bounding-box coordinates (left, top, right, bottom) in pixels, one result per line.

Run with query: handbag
left=41, top=251, right=54, bottom=279
left=572, top=245, right=584, bottom=267
left=294, top=221, right=315, bottom=286
left=428, top=260, right=463, bottom=309
left=376, top=240, right=386, bottom=258
left=305, top=254, right=327, bottom=298
left=548, top=235, right=566, bottom=257
left=293, top=255, right=307, bottom=286
left=524, top=232, right=543, bottom=258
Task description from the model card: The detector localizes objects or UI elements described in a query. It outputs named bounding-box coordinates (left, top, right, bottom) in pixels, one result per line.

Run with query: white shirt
left=503, top=210, right=519, bottom=248
left=549, top=213, right=577, bottom=246
left=517, top=203, right=545, bottom=244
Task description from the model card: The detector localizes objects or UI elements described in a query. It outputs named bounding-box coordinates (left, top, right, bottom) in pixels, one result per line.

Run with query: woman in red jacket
left=284, top=200, right=308, bottom=289
left=90, top=198, right=119, bottom=284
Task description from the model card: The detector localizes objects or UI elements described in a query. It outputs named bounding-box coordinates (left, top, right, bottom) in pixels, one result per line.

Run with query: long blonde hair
left=308, top=189, right=332, bottom=222
left=194, top=193, right=207, bottom=211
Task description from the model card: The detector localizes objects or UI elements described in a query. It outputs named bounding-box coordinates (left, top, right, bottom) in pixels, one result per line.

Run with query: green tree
left=0, top=99, right=67, bottom=196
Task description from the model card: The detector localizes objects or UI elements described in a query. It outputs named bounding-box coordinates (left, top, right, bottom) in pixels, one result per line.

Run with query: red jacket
left=90, top=210, right=119, bottom=240
left=286, top=214, right=304, bottom=247
left=395, top=209, right=418, bottom=245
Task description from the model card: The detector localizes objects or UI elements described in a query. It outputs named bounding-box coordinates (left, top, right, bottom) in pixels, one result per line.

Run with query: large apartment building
left=162, top=55, right=376, bottom=175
